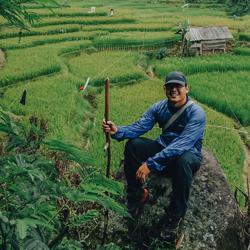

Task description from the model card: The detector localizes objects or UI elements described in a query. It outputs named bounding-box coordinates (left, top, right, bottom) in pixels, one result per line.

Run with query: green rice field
left=0, top=0, right=249, bottom=200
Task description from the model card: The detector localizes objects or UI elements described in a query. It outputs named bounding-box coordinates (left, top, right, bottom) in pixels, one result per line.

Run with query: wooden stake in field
left=102, top=77, right=111, bottom=245
left=104, top=77, right=111, bottom=177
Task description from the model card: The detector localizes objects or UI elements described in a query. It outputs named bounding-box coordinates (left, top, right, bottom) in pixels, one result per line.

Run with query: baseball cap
left=165, top=71, right=187, bottom=86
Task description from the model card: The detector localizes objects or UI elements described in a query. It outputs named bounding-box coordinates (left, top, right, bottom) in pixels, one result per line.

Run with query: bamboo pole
left=102, top=78, right=111, bottom=245
left=104, top=78, right=111, bottom=178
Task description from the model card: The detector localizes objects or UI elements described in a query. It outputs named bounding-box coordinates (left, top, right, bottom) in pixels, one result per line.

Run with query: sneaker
left=127, top=188, right=149, bottom=218
left=160, top=216, right=182, bottom=244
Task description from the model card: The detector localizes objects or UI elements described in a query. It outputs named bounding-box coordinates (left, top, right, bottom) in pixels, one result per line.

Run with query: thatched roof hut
left=183, top=26, right=233, bottom=56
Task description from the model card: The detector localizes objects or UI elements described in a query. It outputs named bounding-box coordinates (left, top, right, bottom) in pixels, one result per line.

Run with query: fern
left=45, top=139, right=93, bottom=166
left=0, top=111, right=127, bottom=248
left=71, top=209, right=100, bottom=226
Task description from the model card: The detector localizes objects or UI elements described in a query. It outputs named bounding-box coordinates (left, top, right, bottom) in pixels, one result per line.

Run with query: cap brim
left=165, top=80, right=186, bottom=86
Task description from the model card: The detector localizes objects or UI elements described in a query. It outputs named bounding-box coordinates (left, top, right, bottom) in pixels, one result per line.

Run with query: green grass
left=0, top=31, right=103, bottom=50
left=66, top=51, right=146, bottom=86
left=188, top=71, right=250, bottom=126
left=239, top=33, right=250, bottom=41
left=32, top=17, right=136, bottom=27
left=38, top=12, right=108, bottom=18
left=0, top=47, right=61, bottom=87
left=0, top=74, right=93, bottom=146
left=83, top=23, right=175, bottom=32
left=0, top=24, right=82, bottom=39
left=155, top=54, right=250, bottom=76
left=234, top=47, right=250, bottom=56
left=93, top=31, right=179, bottom=48
left=88, top=78, right=244, bottom=190
left=0, top=41, right=92, bottom=87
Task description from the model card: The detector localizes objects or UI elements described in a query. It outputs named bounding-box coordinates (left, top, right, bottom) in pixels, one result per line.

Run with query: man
left=102, top=71, right=206, bottom=242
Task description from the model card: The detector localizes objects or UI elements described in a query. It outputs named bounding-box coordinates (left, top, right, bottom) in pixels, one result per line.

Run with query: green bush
left=234, top=47, right=250, bottom=56
left=0, top=111, right=128, bottom=249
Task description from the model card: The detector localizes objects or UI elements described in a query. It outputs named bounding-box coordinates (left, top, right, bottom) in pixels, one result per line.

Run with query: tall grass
left=239, top=33, right=250, bottom=41
left=188, top=71, right=250, bottom=125
left=0, top=47, right=61, bottom=87
left=88, top=78, right=244, bottom=190
left=155, top=54, right=250, bottom=76
left=0, top=24, right=82, bottom=39
left=66, top=51, right=146, bottom=86
left=82, top=23, right=175, bottom=32
left=0, top=41, right=92, bottom=87
left=38, top=12, right=108, bottom=18
left=0, top=31, right=102, bottom=50
left=0, top=74, right=92, bottom=146
left=32, top=17, right=136, bottom=27
left=93, top=31, right=179, bottom=48
left=234, top=47, right=250, bottom=56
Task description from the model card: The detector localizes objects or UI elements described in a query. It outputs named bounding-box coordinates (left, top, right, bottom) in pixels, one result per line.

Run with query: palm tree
left=0, top=0, right=58, bottom=29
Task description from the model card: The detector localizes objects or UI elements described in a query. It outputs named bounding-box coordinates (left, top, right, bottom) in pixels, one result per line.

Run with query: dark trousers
left=124, top=137, right=201, bottom=219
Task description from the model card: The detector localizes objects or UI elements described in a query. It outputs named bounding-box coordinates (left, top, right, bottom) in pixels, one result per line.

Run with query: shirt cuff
left=146, top=157, right=166, bottom=172
left=111, top=127, right=124, bottom=141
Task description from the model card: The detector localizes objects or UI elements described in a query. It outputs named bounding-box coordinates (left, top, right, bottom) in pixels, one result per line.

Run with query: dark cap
left=165, top=71, right=187, bottom=86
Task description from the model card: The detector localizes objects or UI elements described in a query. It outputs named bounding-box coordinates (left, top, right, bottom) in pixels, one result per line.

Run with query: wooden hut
left=183, top=26, right=233, bottom=56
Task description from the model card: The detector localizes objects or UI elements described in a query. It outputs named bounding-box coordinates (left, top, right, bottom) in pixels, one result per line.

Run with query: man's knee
left=124, top=138, right=144, bottom=155
left=175, top=152, right=199, bottom=177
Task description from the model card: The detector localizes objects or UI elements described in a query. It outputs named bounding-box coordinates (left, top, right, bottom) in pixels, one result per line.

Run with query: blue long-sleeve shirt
left=112, top=98, right=206, bottom=172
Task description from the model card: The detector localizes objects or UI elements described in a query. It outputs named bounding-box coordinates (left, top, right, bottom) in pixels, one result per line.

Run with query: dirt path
left=242, top=143, right=250, bottom=192
left=0, top=49, right=6, bottom=69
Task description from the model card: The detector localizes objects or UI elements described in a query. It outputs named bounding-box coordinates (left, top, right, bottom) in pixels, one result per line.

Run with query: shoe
left=160, top=216, right=182, bottom=244
left=127, top=188, right=149, bottom=218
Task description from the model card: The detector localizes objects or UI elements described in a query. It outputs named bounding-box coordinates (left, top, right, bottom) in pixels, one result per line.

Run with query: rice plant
left=0, top=74, right=93, bottom=146
left=93, top=31, right=179, bottom=48
left=188, top=71, right=250, bottom=125
left=0, top=31, right=103, bottom=50
left=32, top=17, right=136, bottom=27
left=155, top=54, right=250, bottom=76
left=0, top=41, right=92, bottom=87
left=234, top=47, right=250, bottom=56
left=0, top=47, right=61, bottom=87
left=66, top=50, right=146, bottom=86
left=239, top=33, right=250, bottom=41
left=0, top=24, right=82, bottom=39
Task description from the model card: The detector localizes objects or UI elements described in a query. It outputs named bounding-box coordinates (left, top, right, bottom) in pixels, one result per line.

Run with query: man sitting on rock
left=102, top=71, right=206, bottom=243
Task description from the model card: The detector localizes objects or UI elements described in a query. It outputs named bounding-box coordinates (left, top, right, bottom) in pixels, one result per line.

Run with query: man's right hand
left=102, top=119, right=118, bottom=135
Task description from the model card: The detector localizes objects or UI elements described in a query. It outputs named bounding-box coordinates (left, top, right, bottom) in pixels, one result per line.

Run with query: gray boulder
left=108, top=150, right=245, bottom=250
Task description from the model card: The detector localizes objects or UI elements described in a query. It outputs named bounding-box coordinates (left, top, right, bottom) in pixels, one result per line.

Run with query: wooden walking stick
left=102, top=78, right=111, bottom=245
left=104, top=77, right=111, bottom=177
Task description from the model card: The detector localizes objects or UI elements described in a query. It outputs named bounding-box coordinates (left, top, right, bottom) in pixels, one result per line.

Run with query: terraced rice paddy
left=66, top=50, right=146, bottom=86
left=0, top=0, right=249, bottom=192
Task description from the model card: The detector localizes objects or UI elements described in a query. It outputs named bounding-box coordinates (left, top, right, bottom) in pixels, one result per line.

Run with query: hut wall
left=201, top=39, right=226, bottom=54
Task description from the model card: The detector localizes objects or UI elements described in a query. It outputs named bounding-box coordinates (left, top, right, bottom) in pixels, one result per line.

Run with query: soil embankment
left=242, top=137, right=250, bottom=192
left=0, top=49, right=6, bottom=68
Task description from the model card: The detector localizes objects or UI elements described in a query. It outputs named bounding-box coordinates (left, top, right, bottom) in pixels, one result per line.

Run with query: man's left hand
left=136, top=163, right=151, bottom=183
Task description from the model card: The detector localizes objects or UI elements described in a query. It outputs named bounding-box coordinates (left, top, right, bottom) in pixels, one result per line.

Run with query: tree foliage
left=226, top=0, right=250, bottom=16
left=0, top=0, right=59, bottom=29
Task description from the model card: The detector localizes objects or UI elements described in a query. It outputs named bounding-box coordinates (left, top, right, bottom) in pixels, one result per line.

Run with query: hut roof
left=185, top=26, right=233, bottom=42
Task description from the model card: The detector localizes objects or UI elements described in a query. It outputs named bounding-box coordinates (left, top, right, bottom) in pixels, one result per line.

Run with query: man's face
left=164, top=83, right=189, bottom=106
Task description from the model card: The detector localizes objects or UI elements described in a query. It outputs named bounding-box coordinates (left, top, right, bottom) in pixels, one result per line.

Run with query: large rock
left=108, top=150, right=245, bottom=250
